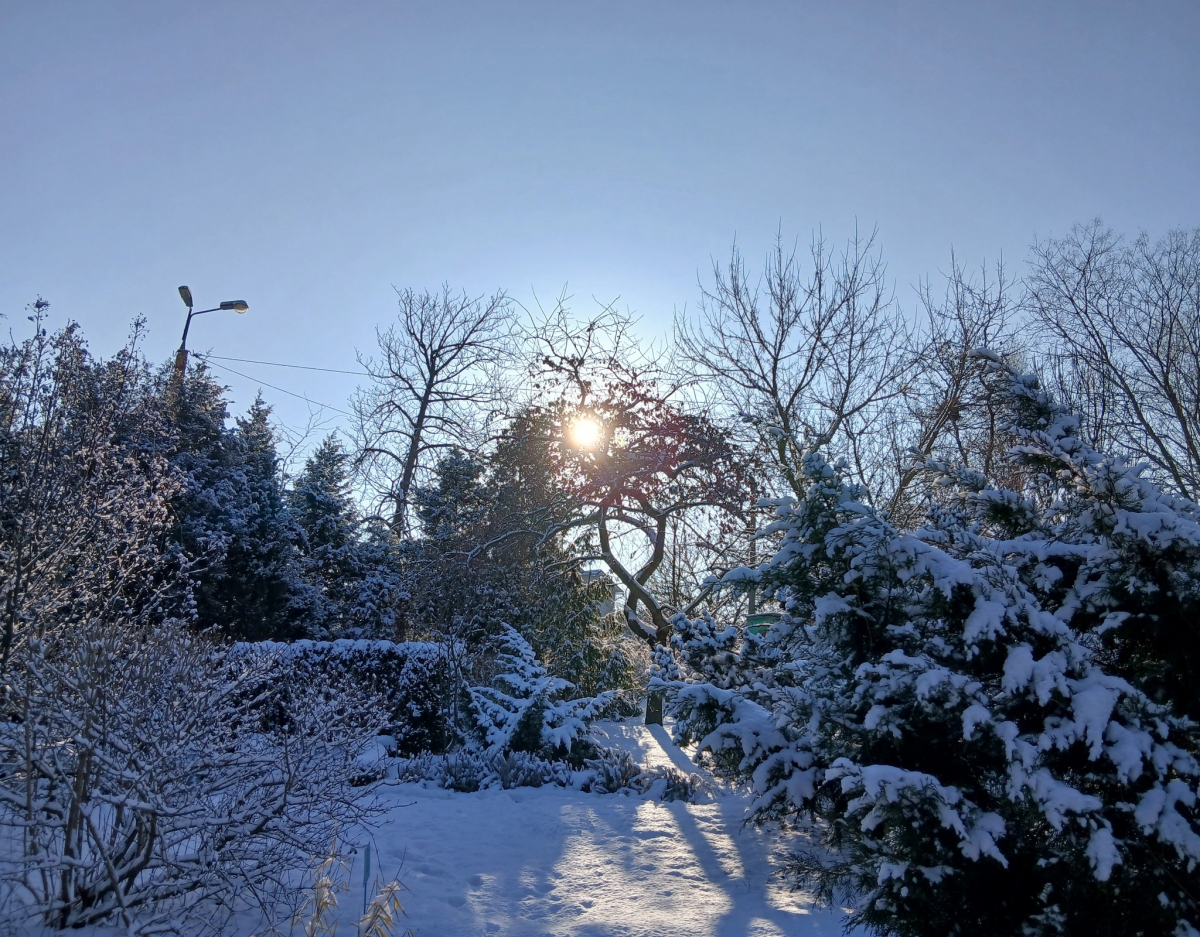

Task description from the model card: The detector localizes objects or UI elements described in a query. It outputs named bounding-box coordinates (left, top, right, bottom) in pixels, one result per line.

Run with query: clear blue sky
left=2, top=1, right=1197, bottom=435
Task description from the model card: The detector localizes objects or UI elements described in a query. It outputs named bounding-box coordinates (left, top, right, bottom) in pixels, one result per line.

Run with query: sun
left=569, top=417, right=602, bottom=448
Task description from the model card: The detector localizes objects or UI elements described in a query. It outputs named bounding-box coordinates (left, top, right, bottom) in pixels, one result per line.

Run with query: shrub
left=583, top=750, right=644, bottom=794
left=441, top=752, right=492, bottom=792
left=0, top=621, right=383, bottom=932
left=230, top=639, right=453, bottom=755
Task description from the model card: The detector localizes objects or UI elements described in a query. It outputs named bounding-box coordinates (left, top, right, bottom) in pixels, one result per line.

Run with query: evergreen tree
left=288, top=434, right=402, bottom=638
left=661, top=367, right=1200, bottom=937
left=169, top=381, right=312, bottom=640
left=225, top=394, right=312, bottom=639
left=467, top=625, right=615, bottom=758
left=406, top=411, right=642, bottom=704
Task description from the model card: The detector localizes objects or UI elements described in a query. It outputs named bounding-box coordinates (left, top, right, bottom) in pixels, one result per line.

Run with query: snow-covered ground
left=346, top=722, right=846, bottom=937
left=13, top=722, right=845, bottom=936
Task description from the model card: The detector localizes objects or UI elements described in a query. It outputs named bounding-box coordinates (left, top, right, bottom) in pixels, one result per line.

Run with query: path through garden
left=353, top=721, right=847, bottom=937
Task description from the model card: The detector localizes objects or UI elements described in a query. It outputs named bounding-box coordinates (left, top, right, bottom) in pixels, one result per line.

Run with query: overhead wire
left=197, top=353, right=371, bottom=376
left=193, top=354, right=355, bottom=417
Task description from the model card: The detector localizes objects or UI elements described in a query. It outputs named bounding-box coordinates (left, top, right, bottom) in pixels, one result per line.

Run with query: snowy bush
left=392, top=751, right=441, bottom=783
left=583, top=750, right=645, bottom=794
left=0, top=620, right=384, bottom=932
left=577, top=750, right=710, bottom=802
left=441, top=751, right=493, bottom=793
left=652, top=767, right=712, bottom=803
left=467, top=625, right=616, bottom=761
left=230, top=639, right=453, bottom=755
left=493, top=751, right=555, bottom=789
left=390, top=750, right=573, bottom=791
left=658, top=366, right=1200, bottom=937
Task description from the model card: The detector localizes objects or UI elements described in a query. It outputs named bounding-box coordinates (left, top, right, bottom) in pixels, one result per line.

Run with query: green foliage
left=406, top=407, right=643, bottom=705
left=288, top=435, right=404, bottom=639
left=663, top=372, right=1200, bottom=937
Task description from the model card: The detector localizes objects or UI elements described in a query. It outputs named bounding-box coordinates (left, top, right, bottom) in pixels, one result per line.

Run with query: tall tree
left=675, top=232, right=913, bottom=502
left=288, top=434, right=404, bottom=639
left=1028, top=221, right=1200, bottom=500
left=352, top=285, right=513, bottom=534
left=170, top=385, right=311, bottom=641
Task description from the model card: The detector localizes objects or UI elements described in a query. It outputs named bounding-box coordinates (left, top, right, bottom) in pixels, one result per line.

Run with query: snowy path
left=364, top=723, right=846, bottom=937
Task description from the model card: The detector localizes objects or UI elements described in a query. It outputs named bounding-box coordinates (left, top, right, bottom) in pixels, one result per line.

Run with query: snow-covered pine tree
left=994, top=362, right=1200, bottom=723
left=225, top=394, right=315, bottom=638
left=289, top=434, right=359, bottom=558
left=171, top=385, right=315, bottom=640
left=287, top=434, right=402, bottom=638
left=661, top=368, right=1200, bottom=937
left=468, top=625, right=615, bottom=759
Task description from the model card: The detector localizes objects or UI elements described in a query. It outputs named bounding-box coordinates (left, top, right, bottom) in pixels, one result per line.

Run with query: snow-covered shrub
left=230, top=638, right=453, bottom=755
left=583, top=750, right=645, bottom=794
left=652, top=766, right=712, bottom=803
left=658, top=368, right=1200, bottom=937
left=391, top=750, right=573, bottom=791
left=492, top=751, right=551, bottom=789
left=0, top=619, right=384, bottom=933
left=393, top=751, right=440, bottom=783
left=467, top=625, right=615, bottom=762
left=441, top=751, right=493, bottom=792
left=578, top=751, right=709, bottom=801
left=353, top=735, right=396, bottom=786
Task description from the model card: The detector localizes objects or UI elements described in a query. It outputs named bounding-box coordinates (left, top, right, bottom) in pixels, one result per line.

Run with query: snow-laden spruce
left=656, top=365, right=1200, bottom=937
left=469, top=625, right=617, bottom=758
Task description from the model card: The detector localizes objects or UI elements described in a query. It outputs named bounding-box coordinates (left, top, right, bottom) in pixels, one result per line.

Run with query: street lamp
left=174, top=286, right=249, bottom=377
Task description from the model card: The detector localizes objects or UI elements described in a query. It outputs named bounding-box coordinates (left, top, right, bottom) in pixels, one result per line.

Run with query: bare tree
left=884, top=257, right=1022, bottom=522
left=675, top=231, right=914, bottom=503
left=1028, top=221, right=1200, bottom=499
left=352, top=286, right=514, bottom=533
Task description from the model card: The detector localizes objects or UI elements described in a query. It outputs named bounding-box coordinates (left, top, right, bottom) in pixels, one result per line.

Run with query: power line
left=199, top=353, right=370, bottom=376
left=194, top=355, right=354, bottom=417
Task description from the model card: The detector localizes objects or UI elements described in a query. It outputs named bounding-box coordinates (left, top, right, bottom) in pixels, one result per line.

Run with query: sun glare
left=569, top=417, right=601, bottom=448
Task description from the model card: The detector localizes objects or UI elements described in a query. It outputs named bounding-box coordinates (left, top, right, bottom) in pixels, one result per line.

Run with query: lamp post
left=173, top=285, right=249, bottom=378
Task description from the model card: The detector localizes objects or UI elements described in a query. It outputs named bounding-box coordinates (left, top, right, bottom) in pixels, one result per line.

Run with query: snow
left=343, top=722, right=845, bottom=937
left=10, top=722, right=845, bottom=937
left=36, top=722, right=844, bottom=936
left=1085, top=825, right=1120, bottom=881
